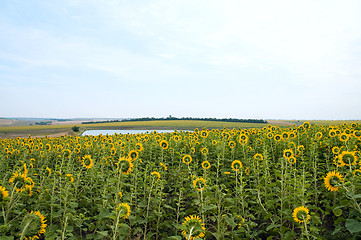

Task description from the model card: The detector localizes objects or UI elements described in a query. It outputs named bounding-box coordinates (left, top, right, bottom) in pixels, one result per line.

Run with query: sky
left=1, top=0, right=361, bottom=120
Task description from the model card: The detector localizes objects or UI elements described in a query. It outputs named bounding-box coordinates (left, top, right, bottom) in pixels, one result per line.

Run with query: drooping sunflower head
left=182, top=154, right=192, bottom=164
left=0, top=186, right=9, bottom=202
left=193, top=177, right=207, bottom=191
left=338, top=151, right=358, bottom=166
left=20, top=211, right=47, bottom=240
left=151, top=171, right=161, bottom=181
left=231, top=160, right=243, bottom=172
left=116, top=157, right=134, bottom=175
left=254, top=153, right=263, bottom=161
left=201, top=161, right=211, bottom=170
left=181, top=215, right=206, bottom=240
left=9, top=172, right=33, bottom=192
left=324, top=171, right=343, bottom=192
left=160, top=162, right=167, bottom=171
left=116, top=203, right=131, bottom=219
left=302, top=122, right=311, bottom=129
left=81, top=155, right=94, bottom=169
left=292, top=206, right=310, bottom=224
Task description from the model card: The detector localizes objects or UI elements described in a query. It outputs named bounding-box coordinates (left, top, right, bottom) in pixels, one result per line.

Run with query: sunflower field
left=1, top=122, right=361, bottom=239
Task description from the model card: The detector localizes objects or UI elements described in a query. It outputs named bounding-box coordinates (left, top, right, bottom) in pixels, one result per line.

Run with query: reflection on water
left=81, top=129, right=189, bottom=136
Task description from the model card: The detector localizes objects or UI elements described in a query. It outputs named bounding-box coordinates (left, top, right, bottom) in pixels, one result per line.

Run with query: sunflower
left=135, top=143, right=143, bottom=152
left=20, top=210, right=47, bottom=240
left=212, top=140, right=218, bottom=145
left=128, top=150, right=138, bottom=161
left=201, top=161, right=211, bottom=170
left=353, top=169, right=361, bottom=176
left=116, top=157, right=134, bottom=175
left=181, top=215, right=206, bottom=240
left=65, top=174, right=74, bottom=182
left=159, top=140, right=169, bottom=150
left=283, top=149, right=294, bottom=159
left=254, top=153, right=263, bottom=161
left=9, top=172, right=34, bottom=192
left=237, top=216, right=245, bottom=229
left=329, top=130, right=337, bottom=138
left=266, top=132, right=274, bottom=139
left=245, top=167, right=249, bottom=175
left=292, top=206, right=310, bottom=224
left=302, top=122, right=311, bottom=129
left=160, top=162, right=167, bottom=170
left=315, top=132, right=323, bottom=140
left=339, top=133, right=349, bottom=142
left=110, top=147, right=117, bottom=156
left=228, top=141, right=236, bottom=149
left=338, top=151, right=358, bottom=166
left=151, top=171, right=161, bottom=181
left=200, top=148, right=208, bottom=155
left=282, top=132, right=289, bottom=140
left=274, top=134, right=282, bottom=142
left=332, top=146, right=340, bottom=155
left=224, top=172, right=231, bottom=175
left=239, top=134, right=249, bottom=145
left=182, top=155, right=192, bottom=164
left=231, top=160, right=243, bottom=172
left=81, top=155, right=94, bottom=169
left=287, top=156, right=296, bottom=164
left=0, top=186, right=9, bottom=201
left=200, top=130, right=209, bottom=138
left=116, top=203, right=131, bottom=219
left=324, top=171, right=343, bottom=191
left=193, top=177, right=207, bottom=191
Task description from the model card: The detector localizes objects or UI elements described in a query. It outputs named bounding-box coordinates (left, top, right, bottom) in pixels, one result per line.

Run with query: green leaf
left=167, top=237, right=182, bottom=240
left=266, top=223, right=280, bottom=231
left=345, top=219, right=361, bottom=234
left=0, top=237, right=14, bottom=240
left=333, top=208, right=342, bottom=217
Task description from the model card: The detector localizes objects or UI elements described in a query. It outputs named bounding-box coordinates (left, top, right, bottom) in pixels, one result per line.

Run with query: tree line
left=82, top=117, right=267, bottom=124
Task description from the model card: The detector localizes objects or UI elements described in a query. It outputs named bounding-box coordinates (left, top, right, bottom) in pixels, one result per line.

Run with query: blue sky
left=1, top=0, right=361, bottom=119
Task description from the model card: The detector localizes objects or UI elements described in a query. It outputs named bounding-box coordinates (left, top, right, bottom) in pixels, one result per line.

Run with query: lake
left=81, top=129, right=188, bottom=136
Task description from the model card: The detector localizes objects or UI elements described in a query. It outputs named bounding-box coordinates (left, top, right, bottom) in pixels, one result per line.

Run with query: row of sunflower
left=0, top=122, right=361, bottom=239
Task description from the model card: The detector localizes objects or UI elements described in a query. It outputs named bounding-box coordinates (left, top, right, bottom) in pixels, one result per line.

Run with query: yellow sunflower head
left=254, top=153, right=263, bottom=161
left=116, top=203, right=131, bottom=219
left=0, top=186, right=9, bottom=202
left=324, top=170, right=343, bottom=192
left=20, top=211, right=47, bottom=240
left=159, top=140, right=169, bottom=150
left=128, top=150, right=139, bottom=161
left=231, top=160, right=243, bottom=172
left=201, top=161, right=211, bottom=170
left=283, top=149, right=294, bottom=159
left=338, top=151, right=358, bottom=166
left=116, top=157, right=134, bottom=175
left=182, top=154, right=192, bottom=164
left=228, top=141, right=236, bottom=149
left=181, top=215, right=206, bottom=240
left=151, top=171, right=161, bottom=181
left=200, top=148, right=208, bottom=155
left=292, top=206, right=310, bottom=224
left=193, top=177, right=207, bottom=191
left=81, top=155, right=94, bottom=169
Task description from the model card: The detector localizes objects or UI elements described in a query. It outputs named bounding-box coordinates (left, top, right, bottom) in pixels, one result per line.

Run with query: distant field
left=1, top=119, right=360, bottom=138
